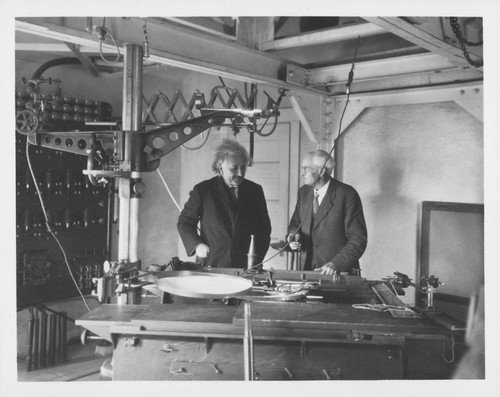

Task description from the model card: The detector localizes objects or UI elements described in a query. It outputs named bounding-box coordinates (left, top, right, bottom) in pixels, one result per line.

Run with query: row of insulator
left=17, top=208, right=106, bottom=237
left=16, top=89, right=102, bottom=107
left=16, top=142, right=63, bottom=157
left=18, top=169, right=106, bottom=197
left=24, top=111, right=101, bottom=124
left=17, top=100, right=103, bottom=115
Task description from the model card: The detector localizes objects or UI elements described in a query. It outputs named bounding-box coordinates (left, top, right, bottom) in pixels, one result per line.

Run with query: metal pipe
left=243, top=301, right=254, bottom=381
left=118, top=44, right=143, bottom=264
left=106, top=182, right=113, bottom=260
left=122, top=44, right=143, bottom=132
left=118, top=178, right=130, bottom=261
left=129, top=173, right=141, bottom=263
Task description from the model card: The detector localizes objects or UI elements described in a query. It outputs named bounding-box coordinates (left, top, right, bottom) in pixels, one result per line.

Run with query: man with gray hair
left=178, top=139, right=271, bottom=268
left=287, top=150, right=367, bottom=275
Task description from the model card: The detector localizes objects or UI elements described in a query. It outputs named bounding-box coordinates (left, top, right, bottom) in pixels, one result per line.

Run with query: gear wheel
left=16, top=109, right=40, bottom=135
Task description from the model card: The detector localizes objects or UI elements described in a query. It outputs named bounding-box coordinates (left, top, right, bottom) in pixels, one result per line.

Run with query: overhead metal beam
left=63, top=42, right=99, bottom=77
left=16, top=42, right=103, bottom=53
left=363, top=17, right=483, bottom=69
left=262, top=22, right=386, bottom=52
left=15, top=17, right=326, bottom=97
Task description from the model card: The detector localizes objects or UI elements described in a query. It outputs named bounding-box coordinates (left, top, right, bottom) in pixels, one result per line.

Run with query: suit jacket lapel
left=313, top=178, right=336, bottom=229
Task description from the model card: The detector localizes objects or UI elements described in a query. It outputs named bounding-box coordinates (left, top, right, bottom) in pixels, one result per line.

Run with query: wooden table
left=76, top=299, right=457, bottom=380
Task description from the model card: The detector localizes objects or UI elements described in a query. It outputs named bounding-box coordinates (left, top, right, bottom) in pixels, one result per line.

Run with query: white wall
left=336, top=101, right=483, bottom=303
left=135, top=70, right=184, bottom=267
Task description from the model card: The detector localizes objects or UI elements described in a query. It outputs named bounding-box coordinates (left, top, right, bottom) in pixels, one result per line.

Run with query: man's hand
left=319, top=262, right=336, bottom=276
left=287, top=234, right=301, bottom=251
left=195, top=243, right=210, bottom=258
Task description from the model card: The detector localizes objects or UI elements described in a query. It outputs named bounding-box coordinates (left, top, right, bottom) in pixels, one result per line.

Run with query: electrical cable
left=25, top=140, right=91, bottom=312
left=181, top=127, right=212, bottom=150
left=96, top=17, right=121, bottom=64
left=156, top=168, right=183, bottom=212
left=254, top=114, right=278, bottom=137
left=99, top=33, right=121, bottom=64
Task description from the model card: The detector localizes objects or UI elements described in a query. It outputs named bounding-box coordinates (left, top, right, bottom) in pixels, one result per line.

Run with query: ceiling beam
left=160, top=17, right=236, bottom=42
left=16, top=42, right=105, bottom=53
left=329, top=81, right=483, bottom=137
left=262, top=22, right=386, bottom=52
left=15, top=17, right=326, bottom=97
left=309, top=52, right=483, bottom=94
left=63, top=42, right=99, bottom=77
left=310, top=52, right=475, bottom=86
left=236, top=17, right=275, bottom=50
left=363, top=17, right=483, bottom=69
left=331, top=81, right=482, bottom=107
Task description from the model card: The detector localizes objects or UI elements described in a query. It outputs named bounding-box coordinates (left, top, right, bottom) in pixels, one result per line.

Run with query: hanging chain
left=449, top=17, right=483, bottom=68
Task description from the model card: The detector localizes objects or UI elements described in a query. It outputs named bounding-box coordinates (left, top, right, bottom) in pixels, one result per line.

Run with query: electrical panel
left=16, top=87, right=114, bottom=308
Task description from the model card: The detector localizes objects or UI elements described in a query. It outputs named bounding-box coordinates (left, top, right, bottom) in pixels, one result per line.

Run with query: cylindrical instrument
left=247, top=234, right=256, bottom=270
left=118, top=44, right=143, bottom=266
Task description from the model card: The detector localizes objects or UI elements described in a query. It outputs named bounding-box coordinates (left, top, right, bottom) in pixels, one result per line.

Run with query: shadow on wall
left=363, top=160, right=415, bottom=287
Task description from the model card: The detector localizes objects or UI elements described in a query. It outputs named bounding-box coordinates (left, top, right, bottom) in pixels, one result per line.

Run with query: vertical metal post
left=243, top=300, right=254, bottom=381
left=129, top=172, right=141, bottom=263
left=118, top=44, right=143, bottom=264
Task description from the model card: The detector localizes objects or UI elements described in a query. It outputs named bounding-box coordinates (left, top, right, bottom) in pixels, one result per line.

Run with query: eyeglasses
left=301, top=166, right=320, bottom=173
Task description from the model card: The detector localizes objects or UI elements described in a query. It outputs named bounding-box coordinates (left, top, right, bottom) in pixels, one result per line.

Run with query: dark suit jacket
left=288, top=177, right=367, bottom=272
left=177, top=176, right=271, bottom=268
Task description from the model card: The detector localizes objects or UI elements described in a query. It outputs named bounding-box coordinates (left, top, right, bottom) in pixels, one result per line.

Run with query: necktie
left=313, top=190, right=319, bottom=215
left=230, top=187, right=238, bottom=200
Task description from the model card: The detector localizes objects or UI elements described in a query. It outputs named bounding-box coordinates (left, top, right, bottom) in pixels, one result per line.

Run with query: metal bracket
left=285, top=64, right=310, bottom=87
